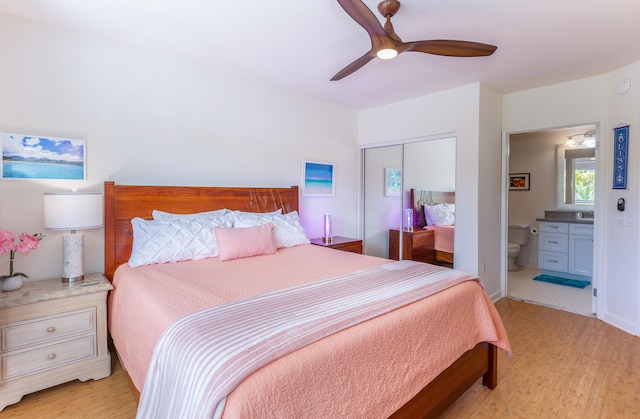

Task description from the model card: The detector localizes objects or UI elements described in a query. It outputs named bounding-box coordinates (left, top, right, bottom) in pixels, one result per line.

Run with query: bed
left=412, top=189, right=455, bottom=265
left=104, top=181, right=509, bottom=418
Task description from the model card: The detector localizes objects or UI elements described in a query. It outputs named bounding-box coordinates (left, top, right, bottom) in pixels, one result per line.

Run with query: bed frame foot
left=482, top=343, right=498, bottom=389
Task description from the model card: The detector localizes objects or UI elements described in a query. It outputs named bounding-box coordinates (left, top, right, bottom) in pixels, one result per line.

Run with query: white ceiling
left=1, top=0, right=639, bottom=110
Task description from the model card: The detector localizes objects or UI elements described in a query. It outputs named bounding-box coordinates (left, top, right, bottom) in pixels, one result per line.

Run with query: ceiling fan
left=331, top=0, right=497, bottom=81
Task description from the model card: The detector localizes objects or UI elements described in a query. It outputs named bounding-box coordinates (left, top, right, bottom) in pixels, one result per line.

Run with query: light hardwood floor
left=2, top=298, right=639, bottom=418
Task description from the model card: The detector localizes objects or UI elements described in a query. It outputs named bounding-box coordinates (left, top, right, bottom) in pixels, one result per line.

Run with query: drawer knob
left=47, top=326, right=56, bottom=333
left=47, top=353, right=56, bottom=360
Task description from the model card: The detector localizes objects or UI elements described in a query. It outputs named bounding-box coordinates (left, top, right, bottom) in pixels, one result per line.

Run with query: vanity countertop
left=536, top=217, right=594, bottom=225
left=536, top=210, right=594, bottom=225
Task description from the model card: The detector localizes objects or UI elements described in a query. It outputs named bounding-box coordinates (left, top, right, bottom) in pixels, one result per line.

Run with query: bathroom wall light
left=566, top=130, right=596, bottom=147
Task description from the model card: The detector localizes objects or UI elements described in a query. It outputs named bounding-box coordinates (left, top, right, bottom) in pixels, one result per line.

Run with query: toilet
left=508, top=224, right=530, bottom=271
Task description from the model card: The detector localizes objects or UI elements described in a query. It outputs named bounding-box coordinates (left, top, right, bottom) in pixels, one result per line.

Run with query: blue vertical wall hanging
left=613, top=125, right=629, bottom=189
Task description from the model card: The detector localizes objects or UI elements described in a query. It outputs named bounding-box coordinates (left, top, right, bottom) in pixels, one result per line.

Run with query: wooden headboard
left=410, top=189, right=455, bottom=229
left=103, top=181, right=299, bottom=280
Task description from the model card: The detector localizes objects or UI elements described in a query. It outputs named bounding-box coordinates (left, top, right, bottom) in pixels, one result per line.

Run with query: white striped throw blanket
left=136, top=260, right=480, bottom=418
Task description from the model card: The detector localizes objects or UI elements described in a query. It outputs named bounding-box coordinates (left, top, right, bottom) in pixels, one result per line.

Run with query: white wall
left=477, top=83, right=504, bottom=296
left=607, top=62, right=640, bottom=335
left=0, top=14, right=360, bottom=281
left=358, top=83, right=505, bottom=298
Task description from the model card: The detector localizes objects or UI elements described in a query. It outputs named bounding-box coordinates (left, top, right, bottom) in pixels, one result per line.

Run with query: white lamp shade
left=44, top=192, right=103, bottom=230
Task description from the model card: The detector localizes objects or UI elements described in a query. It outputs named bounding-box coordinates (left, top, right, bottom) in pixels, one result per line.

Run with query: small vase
left=1, top=275, right=24, bottom=292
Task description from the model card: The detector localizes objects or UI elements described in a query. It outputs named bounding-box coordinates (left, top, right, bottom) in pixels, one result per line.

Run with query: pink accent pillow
left=215, top=223, right=277, bottom=261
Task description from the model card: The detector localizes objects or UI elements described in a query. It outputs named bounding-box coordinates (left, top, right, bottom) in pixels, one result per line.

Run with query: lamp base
left=62, top=233, right=85, bottom=283
left=62, top=274, right=85, bottom=283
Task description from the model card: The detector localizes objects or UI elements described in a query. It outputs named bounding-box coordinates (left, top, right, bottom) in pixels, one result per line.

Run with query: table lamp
left=44, top=191, right=103, bottom=282
left=323, top=213, right=333, bottom=243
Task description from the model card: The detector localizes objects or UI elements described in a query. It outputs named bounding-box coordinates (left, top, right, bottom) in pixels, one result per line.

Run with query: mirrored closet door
left=362, top=137, right=456, bottom=265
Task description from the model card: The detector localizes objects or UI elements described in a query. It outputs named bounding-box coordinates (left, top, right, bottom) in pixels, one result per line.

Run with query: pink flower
left=0, top=228, right=15, bottom=255
left=0, top=229, right=44, bottom=278
left=16, top=233, right=41, bottom=253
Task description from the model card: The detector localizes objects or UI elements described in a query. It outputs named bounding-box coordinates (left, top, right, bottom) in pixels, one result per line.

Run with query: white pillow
left=128, top=217, right=223, bottom=267
left=231, top=209, right=282, bottom=221
left=232, top=210, right=310, bottom=248
left=152, top=208, right=232, bottom=227
left=425, top=203, right=455, bottom=226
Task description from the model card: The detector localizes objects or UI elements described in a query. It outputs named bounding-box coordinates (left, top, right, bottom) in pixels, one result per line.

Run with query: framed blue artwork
left=2, top=133, right=86, bottom=180
left=302, top=160, right=335, bottom=196
left=385, top=168, right=401, bottom=196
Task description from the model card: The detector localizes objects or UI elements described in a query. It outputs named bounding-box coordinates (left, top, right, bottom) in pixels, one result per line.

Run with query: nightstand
left=310, top=236, right=363, bottom=254
left=389, top=229, right=435, bottom=263
left=0, top=273, right=112, bottom=411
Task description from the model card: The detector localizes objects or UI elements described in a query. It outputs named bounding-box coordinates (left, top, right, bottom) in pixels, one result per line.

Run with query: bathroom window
left=561, top=147, right=596, bottom=207
left=573, top=157, right=595, bottom=205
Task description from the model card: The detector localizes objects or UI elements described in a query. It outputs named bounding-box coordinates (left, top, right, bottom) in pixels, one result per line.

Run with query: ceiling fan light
left=376, top=48, right=398, bottom=60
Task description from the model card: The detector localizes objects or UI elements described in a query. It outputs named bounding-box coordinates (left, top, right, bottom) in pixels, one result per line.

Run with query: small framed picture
left=509, top=173, right=530, bottom=191
left=302, top=160, right=335, bottom=197
left=385, top=168, right=401, bottom=196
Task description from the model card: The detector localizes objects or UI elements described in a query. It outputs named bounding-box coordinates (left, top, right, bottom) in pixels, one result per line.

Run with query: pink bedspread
left=109, top=244, right=510, bottom=418
left=424, top=225, right=455, bottom=254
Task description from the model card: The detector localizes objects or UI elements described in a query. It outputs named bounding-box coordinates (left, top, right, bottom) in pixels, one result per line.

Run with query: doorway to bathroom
left=506, top=125, right=598, bottom=317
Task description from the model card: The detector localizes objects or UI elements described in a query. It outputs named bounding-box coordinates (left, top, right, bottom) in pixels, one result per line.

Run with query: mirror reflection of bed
left=412, top=189, right=455, bottom=267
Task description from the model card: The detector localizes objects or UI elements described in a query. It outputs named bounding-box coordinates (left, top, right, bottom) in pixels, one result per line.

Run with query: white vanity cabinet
left=538, top=221, right=593, bottom=281
left=538, top=222, right=569, bottom=273
left=568, top=223, right=594, bottom=277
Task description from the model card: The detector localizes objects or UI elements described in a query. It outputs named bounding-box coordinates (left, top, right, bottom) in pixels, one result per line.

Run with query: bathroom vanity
left=537, top=219, right=593, bottom=282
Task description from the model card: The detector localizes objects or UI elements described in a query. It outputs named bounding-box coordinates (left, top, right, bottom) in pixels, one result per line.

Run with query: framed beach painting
left=1, top=133, right=86, bottom=180
left=302, top=160, right=335, bottom=197
left=385, top=168, right=401, bottom=196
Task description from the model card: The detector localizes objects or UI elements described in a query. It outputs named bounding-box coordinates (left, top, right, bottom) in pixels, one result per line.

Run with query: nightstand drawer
left=2, top=308, right=96, bottom=352
left=1, top=335, right=96, bottom=382
left=412, top=231, right=434, bottom=247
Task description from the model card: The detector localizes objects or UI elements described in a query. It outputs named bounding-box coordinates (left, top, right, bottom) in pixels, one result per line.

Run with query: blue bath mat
left=533, top=274, right=590, bottom=289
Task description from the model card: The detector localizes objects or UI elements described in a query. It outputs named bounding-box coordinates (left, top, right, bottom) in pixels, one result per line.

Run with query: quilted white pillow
left=424, top=203, right=455, bottom=226
left=232, top=210, right=310, bottom=248
left=128, top=217, right=223, bottom=267
left=152, top=208, right=232, bottom=227
left=231, top=209, right=282, bottom=221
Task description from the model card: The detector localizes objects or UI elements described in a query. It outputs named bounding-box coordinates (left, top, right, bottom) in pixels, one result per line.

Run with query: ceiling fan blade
left=331, top=50, right=376, bottom=81
left=337, top=0, right=397, bottom=52
left=337, top=0, right=387, bottom=38
left=403, top=40, right=497, bottom=57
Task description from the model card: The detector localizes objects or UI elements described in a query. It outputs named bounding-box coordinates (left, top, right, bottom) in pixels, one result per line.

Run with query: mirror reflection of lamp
left=44, top=191, right=103, bottom=283
left=404, top=208, right=414, bottom=232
